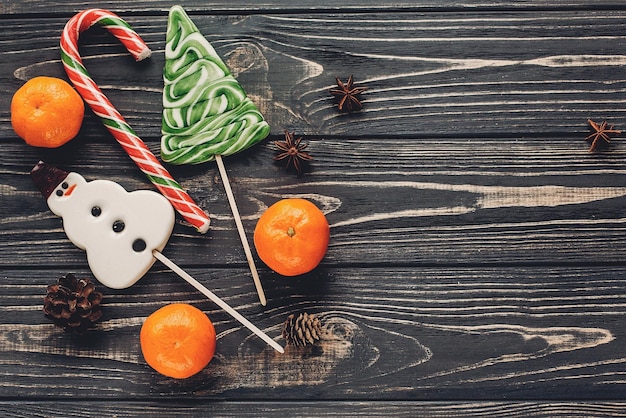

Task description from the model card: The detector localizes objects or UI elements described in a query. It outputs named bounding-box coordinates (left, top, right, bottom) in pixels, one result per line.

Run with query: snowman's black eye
left=132, top=239, right=147, bottom=252
left=91, top=206, right=102, bottom=217
left=61, top=182, right=68, bottom=189
left=112, top=220, right=125, bottom=233
left=56, top=190, right=63, bottom=197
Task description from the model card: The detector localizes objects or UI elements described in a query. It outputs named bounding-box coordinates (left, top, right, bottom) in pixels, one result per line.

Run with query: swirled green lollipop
left=161, top=5, right=270, bottom=164
left=161, top=6, right=270, bottom=306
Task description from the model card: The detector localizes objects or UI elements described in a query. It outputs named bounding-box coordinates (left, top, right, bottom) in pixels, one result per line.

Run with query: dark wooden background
left=2, top=1, right=626, bottom=416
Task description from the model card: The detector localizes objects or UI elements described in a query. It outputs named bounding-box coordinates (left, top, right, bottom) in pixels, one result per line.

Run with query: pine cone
left=43, top=273, right=103, bottom=332
left=282, top=312, right=322, bottom=347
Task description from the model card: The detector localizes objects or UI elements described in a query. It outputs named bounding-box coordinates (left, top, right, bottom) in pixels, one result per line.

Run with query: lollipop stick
left=152, top=250, right=283, bottom=353
left=215, top=155, right=267, bottom=306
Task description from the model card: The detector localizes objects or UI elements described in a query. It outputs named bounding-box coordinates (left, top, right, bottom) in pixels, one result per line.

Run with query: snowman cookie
left=31, top=161, right=175, bottom=289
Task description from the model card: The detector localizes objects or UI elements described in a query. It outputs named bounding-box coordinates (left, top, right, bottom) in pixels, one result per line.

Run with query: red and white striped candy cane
left=60, top=9, right=210, bottom=233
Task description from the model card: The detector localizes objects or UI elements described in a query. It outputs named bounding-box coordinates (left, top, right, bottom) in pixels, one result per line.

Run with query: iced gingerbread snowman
left=31, top=161, right=284, bottom=352
left=31, top=161, right=175, bottom=289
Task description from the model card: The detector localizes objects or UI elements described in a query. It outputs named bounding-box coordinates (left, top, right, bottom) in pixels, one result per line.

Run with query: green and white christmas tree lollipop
left=162, top=6, right=271, bottom=305
left=162, top=5, right=270, bottom=164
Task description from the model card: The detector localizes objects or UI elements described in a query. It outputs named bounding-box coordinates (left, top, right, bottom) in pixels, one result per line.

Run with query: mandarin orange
left=254, top=198, right=330, bottom=276
left=11, top=76, right=84, bottom=148
left=140, top=303, right=216, bottom=379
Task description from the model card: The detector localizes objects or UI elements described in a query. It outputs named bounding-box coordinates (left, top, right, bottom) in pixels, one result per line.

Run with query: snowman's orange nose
left=64, top=184, right=77, bottom=196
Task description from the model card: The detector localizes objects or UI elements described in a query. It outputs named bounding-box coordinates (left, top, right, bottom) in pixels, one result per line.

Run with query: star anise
left=586, top=119, right=621, bottom=152
left=274, top=130, right=313, bottom=175
left=329, top=75, right=367, bottom=111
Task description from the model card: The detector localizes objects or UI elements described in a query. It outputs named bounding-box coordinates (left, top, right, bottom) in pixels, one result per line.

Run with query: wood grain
left=2, top=11, right=626, bottom=138
left=3, top=1, right=626, bottom=14
left=0, top=266, right=624, bottom=399
left=1, top=2, right=626, bottom=415
left=1, top=401, right=626, bottom=418
left=3, top=137, right=626, bottom=267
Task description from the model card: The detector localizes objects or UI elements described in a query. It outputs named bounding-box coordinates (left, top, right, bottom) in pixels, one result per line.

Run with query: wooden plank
left=1, top=401, right=626, bottom=417
left=3, top=2, right=626, bottom=15
left=2, top=11, right=626, bottom=138
left=2, top=3, right=626, bottom=412
left=0, top=266, right=624, bottom=398
left=3, top=136, right=626, bottom=267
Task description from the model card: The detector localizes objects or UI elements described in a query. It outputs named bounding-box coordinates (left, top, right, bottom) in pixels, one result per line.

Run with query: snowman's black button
left=132, top=239, right=147, bottom=252
left=112, top=220, right=125, bottom=233
left=91, top=206, right=102, bottom=217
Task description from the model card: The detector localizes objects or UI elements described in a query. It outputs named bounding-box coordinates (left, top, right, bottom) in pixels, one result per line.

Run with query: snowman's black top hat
left=31, top=161, right=70, bottom=200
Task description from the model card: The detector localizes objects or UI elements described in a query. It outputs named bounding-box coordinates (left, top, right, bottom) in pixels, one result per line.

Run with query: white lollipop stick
left=152, top=250, right=283, bottom=353
left=215, top=155, right=267, bottom=306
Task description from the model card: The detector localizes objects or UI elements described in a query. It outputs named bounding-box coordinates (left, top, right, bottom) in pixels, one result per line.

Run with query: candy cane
left=60, top=9, right=210, bottom=233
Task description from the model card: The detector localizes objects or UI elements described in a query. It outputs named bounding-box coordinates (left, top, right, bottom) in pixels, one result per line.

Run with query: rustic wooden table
left=2, top=1, right=626, bottom=416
